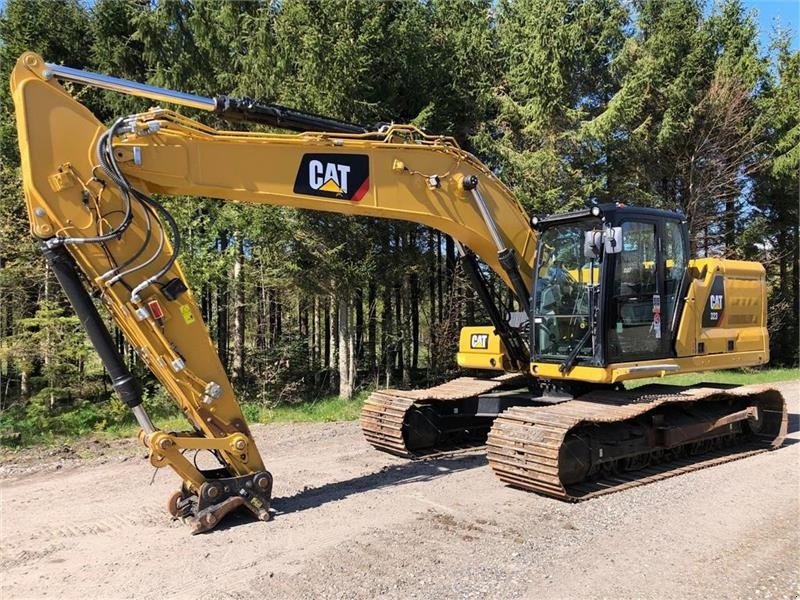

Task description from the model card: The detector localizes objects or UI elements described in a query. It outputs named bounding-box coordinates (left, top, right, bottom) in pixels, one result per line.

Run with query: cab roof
left=534, top=203, right=686, bottom=228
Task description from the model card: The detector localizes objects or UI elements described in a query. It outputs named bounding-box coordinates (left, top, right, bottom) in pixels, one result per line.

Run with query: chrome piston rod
left=44, top=62, right=216, bottom=112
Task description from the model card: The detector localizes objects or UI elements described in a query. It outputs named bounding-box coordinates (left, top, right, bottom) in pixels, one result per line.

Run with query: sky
left=738, top=0, right=799, bottom=51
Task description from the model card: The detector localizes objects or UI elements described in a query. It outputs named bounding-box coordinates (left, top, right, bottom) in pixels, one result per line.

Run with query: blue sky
left=739, top=0, right=799, bottom=51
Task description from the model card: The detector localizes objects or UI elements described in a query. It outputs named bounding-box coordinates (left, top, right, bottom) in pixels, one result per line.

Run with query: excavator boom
left=11, top=53, right=535, bottom=531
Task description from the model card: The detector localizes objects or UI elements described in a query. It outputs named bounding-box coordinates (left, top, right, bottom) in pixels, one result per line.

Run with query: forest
left=0, top=0, right=797, bottom=441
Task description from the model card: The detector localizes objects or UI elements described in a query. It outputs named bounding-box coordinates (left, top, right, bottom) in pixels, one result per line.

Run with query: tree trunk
left=324, top=296, right=331, bottom=368
left=231, top=236, right=245, bottom=384
left=394, top=282, right=404, bottom=378
left=43, top=267, right=54, bottom=409
left=409, top=272, right=419, bottom=371
left=724, top=199, right=736, bottom=257
left=329, top=296, right=337, bottom=370
left=437, top=231, right=444, bottom=323
left=428, top=228, right=436, bottom=347
left=793, top=222, right=799, bottom=319
left=20, top=370, right=29, bottom=400
left=778, top=227, right=788, bottom=298
left=337, top=293, right=355, bottom=399
left=355, top=288, right=364, bottom=361
left=445, top=235, right=455, bottom=293
left=256, top=281, right=266, bottom=355
left=313, top=296, right=321, bottom=367
left=381, top=286, right=392, bottom=387
left=367, top=281, right=377, bottom=376
left=217, top=231, right=230, bottom=370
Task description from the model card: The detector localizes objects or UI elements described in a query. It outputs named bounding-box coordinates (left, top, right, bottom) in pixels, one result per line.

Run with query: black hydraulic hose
left=103, top=194, right=156, bottom=278
left=51, top=121, right=134, bottom=247
left=96, top=123, right=181, bottom=300
left=41, top=243, right=142, bottom=408
left=498, top=248, right=532, bottom=314
left=129, top=189, right=181, bottom=302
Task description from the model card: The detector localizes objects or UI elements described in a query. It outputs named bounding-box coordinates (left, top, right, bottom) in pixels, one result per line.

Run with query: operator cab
left=530, top=203, right=689, bottom=375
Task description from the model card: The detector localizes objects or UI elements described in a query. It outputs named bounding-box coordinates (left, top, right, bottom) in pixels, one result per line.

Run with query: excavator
left=10, top=52, right=787, bottom=533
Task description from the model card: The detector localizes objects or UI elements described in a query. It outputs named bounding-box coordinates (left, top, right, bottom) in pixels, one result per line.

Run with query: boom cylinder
left=43, top=62, right=368, bottom=134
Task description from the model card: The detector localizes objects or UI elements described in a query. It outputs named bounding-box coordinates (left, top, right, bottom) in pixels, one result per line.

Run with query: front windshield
left=533, top=218, right=602, bottom=361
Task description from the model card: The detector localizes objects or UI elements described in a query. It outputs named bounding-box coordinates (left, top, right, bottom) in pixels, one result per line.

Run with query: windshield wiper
left=559, top=326, right=592, bottom=374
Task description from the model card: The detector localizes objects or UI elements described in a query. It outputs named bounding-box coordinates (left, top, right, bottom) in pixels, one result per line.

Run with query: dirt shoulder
left=1, top=380, right=798, bottom=599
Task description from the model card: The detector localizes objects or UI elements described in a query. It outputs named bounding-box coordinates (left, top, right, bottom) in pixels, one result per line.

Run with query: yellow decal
left=180, top=305, right=195, bottom=324
left=319, top=178, right=343, bottom=194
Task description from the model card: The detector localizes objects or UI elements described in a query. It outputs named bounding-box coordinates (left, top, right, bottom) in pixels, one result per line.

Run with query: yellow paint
left=319, top=179, right=342, bottom=194
left=457, top=326, right=507, bottom=371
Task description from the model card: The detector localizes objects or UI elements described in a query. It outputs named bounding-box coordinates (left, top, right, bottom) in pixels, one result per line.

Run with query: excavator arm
left=10, top=52, right=535, bottom=531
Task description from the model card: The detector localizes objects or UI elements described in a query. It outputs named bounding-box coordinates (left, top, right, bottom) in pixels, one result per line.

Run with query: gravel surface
left=1, top=380, right=798, bottom=600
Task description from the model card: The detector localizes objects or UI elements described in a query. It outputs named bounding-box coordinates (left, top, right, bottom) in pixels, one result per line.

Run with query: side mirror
left=583, top=230, right=603, bottom=258
left=604, top=226, right=623, bottom=254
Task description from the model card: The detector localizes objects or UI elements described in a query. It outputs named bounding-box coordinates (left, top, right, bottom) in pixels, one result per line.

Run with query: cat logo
left=310, top=160, right=350, bottom=194
left=470, top=333, right=489, bottom=350
left=294, top=154, right=370, bottom=201
left=702, top=276, right=725, bottom=327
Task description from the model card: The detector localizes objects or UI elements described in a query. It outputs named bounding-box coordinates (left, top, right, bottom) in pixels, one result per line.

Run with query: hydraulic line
left=100, top=194, right=156, bottom=283
left=128, top=189, right=181, bottom=303
left=92, top=121, right=182, bottom=302
left=48, top=119, right=135, bottom=247
left=104, top=193, right=165, bottom=287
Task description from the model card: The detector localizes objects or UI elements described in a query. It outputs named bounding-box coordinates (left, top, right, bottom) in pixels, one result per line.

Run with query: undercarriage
left=361, top=378, right=788, bottom=500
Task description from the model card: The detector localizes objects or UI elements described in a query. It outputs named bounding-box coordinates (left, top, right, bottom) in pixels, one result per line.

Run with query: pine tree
left=477, top=0, right=628, bottom=214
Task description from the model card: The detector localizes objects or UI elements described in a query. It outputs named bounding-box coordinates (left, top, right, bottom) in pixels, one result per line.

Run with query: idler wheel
left=558, top=433, right=592, bottom=486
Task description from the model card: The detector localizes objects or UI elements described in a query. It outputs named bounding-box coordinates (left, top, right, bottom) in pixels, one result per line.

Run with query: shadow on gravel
left=207, top=453, right=487, bottom=531
left=270, top=453, right=487, bottom=517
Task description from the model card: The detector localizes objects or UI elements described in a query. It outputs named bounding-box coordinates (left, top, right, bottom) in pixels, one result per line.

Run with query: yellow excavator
left=10, top=52, right=787, bottom=533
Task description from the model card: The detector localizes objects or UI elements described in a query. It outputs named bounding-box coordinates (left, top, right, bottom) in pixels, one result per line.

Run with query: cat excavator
left=10, top=52, right=787, bottom=533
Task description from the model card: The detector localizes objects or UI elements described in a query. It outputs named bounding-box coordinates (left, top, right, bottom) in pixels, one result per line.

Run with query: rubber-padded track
left=487, top=384, right=788, bottom=501
left=360, top=374, right=522, bottom=458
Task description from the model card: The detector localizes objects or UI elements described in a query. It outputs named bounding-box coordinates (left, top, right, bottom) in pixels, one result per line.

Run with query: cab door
left=605, top=219, right=665, bottom=362
left=604, top=217, right=688, bottom=363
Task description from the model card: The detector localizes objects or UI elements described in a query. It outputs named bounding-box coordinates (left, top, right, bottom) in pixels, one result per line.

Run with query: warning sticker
left=180, top=305, right=195, bottom=325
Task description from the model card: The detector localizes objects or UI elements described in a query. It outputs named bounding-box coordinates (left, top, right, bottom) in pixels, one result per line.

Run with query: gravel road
left=1, top=380, right=798, bottom=600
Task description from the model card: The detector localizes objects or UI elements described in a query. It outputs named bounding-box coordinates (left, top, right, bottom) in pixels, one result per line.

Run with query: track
left=360, top=373, right=524, bottom=457
left=487, top=384, right=788, bottom=500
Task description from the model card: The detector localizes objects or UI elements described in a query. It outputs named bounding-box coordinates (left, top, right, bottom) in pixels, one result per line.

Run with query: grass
left=243, top=391, right=369, bottom=424
left=626, top=367, right=800, bottom=388
left=94, top=391, right=370, bottom=441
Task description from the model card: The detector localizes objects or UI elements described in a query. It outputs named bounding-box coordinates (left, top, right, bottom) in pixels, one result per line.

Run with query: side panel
left=675, top=258, right=769, bottom=359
